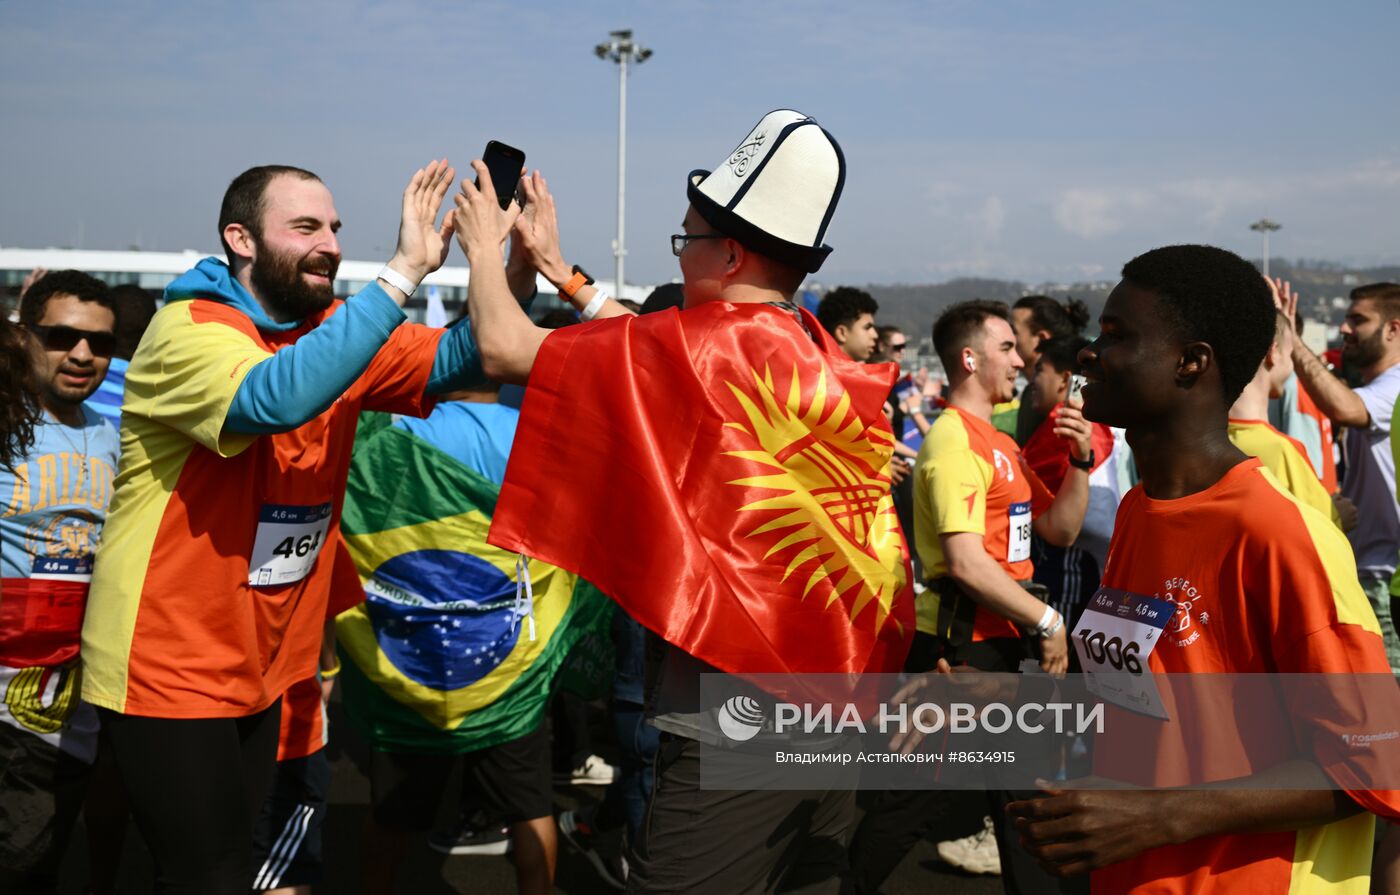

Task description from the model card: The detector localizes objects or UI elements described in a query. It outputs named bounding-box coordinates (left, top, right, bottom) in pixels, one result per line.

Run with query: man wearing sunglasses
left=1, top=269, right=121, bottom=892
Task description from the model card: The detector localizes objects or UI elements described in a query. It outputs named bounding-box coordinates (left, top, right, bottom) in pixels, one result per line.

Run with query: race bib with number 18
left=248, top=502, right=332, bottom=588
left=1007, top=501, right=1031, bottom=564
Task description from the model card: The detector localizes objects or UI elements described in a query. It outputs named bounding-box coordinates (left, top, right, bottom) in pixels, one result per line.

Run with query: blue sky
left=2, top=0, right=1396, bottom=285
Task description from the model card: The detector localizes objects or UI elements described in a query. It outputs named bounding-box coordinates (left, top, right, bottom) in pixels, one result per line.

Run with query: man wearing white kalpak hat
left=453, top=112, right=914, bottom=892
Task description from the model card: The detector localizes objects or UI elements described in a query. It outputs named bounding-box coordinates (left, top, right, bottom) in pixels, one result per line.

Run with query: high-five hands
left=512, top=171, right=571, bottom=287
left=454, top=161, right=523, bottom=262
left=389, top=159, right=458, bottom=287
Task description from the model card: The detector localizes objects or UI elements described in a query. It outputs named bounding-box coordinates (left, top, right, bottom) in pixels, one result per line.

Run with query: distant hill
left=837, top=259, right=1400, bottom=349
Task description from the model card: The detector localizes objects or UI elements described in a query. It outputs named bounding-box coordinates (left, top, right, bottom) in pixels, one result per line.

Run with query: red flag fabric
left=1020, top=403, right=1115, bottom=493
left=489, top=302, right=914, bottom=678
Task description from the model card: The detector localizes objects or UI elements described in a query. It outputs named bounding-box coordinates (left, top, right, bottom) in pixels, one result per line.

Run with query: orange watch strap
left=559, top=272, right=589, bottom=300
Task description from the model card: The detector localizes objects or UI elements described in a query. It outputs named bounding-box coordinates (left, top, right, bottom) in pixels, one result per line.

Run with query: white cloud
left=971, top=196, right=1005, bottom=239
left=1054, top=189, right=1127, bottom=239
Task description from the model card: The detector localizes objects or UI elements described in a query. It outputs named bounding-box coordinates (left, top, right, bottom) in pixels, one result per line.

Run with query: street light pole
left=595, top=29, right=652, bottom=295
left=1249, top=218, right=1281, bottom=278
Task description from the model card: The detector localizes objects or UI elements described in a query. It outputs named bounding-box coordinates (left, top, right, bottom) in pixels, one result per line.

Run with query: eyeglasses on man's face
left=670, top=233, right=726, bottom=257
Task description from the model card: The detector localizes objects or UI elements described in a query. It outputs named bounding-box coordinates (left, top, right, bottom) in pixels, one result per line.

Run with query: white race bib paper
left=1072, top=587, right=1174, bottom=719
left=1007, top=501, right=1031, bottom=564
left=248, top=502, right=332, bottom=588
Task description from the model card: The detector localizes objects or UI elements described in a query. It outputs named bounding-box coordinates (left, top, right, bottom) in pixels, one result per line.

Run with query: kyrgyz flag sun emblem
left=723, top=364, right=907, bottom=629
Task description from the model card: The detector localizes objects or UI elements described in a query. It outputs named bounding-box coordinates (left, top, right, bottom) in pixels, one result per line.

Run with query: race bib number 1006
left=248, top=502, right=332, bottom=588
left=1072, top=587, right=1174, bottom=719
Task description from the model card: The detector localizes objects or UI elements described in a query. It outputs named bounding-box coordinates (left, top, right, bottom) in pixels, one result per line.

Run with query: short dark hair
left=1120, top=245, right=1275, bottom=405
left=641, top=282, right=685, bottom=315
left=933, top=300, right=1010, bottom=372
left=108, top=284, right=158, bottom=359
left=816, top=287, right=878, bottom=336
left=218, top=165, right=322, bottom=264
left=1013, top=295, right=1090, bottom=341
left=1038, top=335, right=1090, bottom=375
left=535, top=308, right=580, bottom=329
left=877, top=324, right=904, bottom=343
left=1350, top=282, right=1400, bottom=322
left=19, top=269, right=116, bottom=329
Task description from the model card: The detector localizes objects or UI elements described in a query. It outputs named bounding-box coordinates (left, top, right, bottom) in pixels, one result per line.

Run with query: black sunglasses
left=888, top=341, right=908, bottom=351
left=28, top=324, right=117, bottom=357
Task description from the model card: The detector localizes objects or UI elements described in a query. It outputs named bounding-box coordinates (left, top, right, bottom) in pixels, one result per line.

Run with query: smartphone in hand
left=478, top=141, right=526, bottom=210
left=1068, top=373, right=1087, bottom=406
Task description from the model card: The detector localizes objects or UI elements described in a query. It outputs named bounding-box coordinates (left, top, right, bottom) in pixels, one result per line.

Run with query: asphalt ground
left=58, top=694, right=1007, bottom=895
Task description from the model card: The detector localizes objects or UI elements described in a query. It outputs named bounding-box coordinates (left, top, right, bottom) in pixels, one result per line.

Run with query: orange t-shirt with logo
left=82, top=299, right=439, bottom=720
left=1092, top=458, right=1400, bottom=894
left=913, top=407, right=1053, bottom=640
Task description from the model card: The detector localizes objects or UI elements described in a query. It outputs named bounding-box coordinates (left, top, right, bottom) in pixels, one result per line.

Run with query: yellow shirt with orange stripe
left=913, top=407, right=1052, bottom=639
left=1228, top=418, right=1340, bottom=527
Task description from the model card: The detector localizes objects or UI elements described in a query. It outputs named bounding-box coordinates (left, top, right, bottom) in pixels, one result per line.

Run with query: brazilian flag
left=336, top=420, right=612, bottom=753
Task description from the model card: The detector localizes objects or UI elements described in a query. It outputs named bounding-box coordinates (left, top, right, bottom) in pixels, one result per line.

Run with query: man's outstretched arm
left=1272, top=277, right=1369, bottom=427
left=226, top=160, right=458, bottom=433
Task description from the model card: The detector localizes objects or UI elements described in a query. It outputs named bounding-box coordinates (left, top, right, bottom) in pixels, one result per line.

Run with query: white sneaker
left=561, top=754, right=617, bottom=786
left=936, top=816, right=1001, bottom=875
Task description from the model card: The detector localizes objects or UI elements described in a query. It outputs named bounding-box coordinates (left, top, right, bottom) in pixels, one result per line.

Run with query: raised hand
left=453, top=161, right=523, bottom=262
left=512, top=170, right=570, bottom=287
left=1267, top=276, right=1299, bottom=330
left=389, top=159, right=457, bottom=283
left=19, top=267, right=47, bottom=300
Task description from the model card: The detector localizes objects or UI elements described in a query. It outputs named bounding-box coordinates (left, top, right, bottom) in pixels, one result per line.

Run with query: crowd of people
left=2, top=107, right=1400, bottom=895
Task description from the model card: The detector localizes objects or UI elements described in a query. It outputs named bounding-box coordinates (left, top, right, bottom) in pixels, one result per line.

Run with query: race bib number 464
left=1073, top=587, right=1174, bottom=719
left=248, top=503, right=332, bottom=588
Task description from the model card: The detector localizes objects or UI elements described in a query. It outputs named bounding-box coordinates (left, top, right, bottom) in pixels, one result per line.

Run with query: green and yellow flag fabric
left=336, top=421, right=611, bottom=753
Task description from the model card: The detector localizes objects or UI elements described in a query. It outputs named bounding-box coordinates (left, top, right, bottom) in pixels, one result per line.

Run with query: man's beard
left=1342, top=328, right=1384, bottom=369
left=250, top=240, right=338, bottom=321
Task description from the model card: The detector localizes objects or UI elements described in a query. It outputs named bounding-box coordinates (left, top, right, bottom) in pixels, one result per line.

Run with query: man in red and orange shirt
left=913, top=300, right=1092, bottom=676
left=81, top=160, right=537, bottom=893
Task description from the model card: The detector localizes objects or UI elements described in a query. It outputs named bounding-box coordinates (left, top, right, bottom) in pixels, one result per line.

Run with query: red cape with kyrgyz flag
left=488, top=301, right=914, bottom=678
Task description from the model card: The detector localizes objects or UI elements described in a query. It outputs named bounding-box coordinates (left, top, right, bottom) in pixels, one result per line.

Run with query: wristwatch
left=1068, top=450, right=1095, bottom=471
left=558, top=264, right=594, bottom=302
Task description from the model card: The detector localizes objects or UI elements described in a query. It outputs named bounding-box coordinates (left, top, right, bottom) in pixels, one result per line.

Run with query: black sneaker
left=558, top=809, right=627, bottom=889
left=428, top=816, right=512, bottom=856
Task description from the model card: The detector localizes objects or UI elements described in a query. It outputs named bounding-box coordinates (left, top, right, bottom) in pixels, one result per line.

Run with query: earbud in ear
left=965, top=356, right=977, bottom=372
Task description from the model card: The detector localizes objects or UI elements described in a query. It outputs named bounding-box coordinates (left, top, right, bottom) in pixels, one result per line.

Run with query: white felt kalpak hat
left=687, top=109, right=845, bottom=273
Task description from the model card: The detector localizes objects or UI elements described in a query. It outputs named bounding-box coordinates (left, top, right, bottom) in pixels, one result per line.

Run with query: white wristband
left=580, top=289, right=610, bottom=322
left=1033, top=603, right=1056, bottom=637
left=376, top=264, right=418, bottom=298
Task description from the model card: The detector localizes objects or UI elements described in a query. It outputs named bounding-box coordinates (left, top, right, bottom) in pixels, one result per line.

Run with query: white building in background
left=0, top=247, right=652, bottom=322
